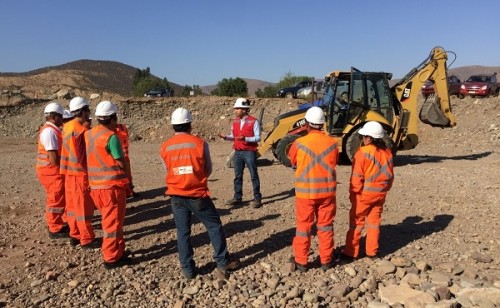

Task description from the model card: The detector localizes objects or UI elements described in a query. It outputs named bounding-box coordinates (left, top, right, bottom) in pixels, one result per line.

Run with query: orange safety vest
left=36, top=123, right=62, bottom=175
left=293, top=131, right=339, bottom=199
left=60, top=118, right=88, bottom=175
left=350, top=144, right=394, bottom=195
left=232, top=115, right=258, bottom=151
left=85, top=125, right=129, bottom=189
left=115, top=123, right=129, bottom=158
left=160, top=133, right=210, bottom=198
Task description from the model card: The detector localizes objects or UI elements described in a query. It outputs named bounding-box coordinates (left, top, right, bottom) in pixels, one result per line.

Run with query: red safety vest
left=232, top=115, right=258, bottom=151
left=160, top=133, right=210, bottom=198
left=350, top=144, right=394, bottom=195
left=60, top=118, right=88, bottom=175
left=35, top=123, right=62, bottom=175
left=116, top=123, right=129, bottom=158
left=85, top=125, right=129, bottom=189
left=292, top=131, right=339, bottom=199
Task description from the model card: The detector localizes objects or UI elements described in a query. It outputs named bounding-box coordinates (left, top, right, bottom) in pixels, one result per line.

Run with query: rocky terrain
left=0, top=93, right=498, bottom=307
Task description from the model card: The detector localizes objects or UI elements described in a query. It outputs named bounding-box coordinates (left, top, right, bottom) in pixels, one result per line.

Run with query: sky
left=1, top=0, right=499, bottom=86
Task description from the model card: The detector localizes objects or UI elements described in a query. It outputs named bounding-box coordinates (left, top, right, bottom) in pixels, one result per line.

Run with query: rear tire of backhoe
left=275, top=135, right=300, bottom=167
left=343, top=127, right=397, bottom=164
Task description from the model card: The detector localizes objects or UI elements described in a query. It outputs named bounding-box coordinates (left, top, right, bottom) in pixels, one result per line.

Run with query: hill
left=0, top=60, right=498, bottom=101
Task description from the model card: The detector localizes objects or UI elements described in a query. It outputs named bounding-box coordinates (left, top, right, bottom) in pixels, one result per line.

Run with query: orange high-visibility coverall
left=288, top=130, right=339, bottom=266
left=116, top=124, right=133, bottom=196
left=343, top=143, right=394, bottom=258
left=36, top=123, right=66, bottom=233
left=85, top=125, right=129, bottom=263
left=60, top=118, right=95, bottom=245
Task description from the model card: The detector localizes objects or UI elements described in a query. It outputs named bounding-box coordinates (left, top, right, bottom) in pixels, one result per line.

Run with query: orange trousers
left=65, top=175, right=95, bottom=245
left=293, top=197, right=336, bottom=266
left=343, top=192, right=386, bottom=258
left=36, top=172, right=66, bottom=233
left=91, top=188, right=126, bottom=263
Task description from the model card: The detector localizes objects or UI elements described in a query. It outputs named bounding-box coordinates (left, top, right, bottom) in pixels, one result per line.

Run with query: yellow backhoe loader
left=254, top=46, right=457, bottom=166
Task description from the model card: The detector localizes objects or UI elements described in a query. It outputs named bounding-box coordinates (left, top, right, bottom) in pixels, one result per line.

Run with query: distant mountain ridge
left=0, top=60, right=498, bottom=98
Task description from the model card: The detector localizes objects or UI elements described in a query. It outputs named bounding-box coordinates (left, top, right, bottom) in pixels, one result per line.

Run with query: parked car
left=421, top=75, right=461, bottom=98
left=459, top=73, right=499, bottom=98
left=296, top=81, right=324, bottom=98
left=144, top=88, right=171, bottom=97
left=276, top=80, right=312, bottom=98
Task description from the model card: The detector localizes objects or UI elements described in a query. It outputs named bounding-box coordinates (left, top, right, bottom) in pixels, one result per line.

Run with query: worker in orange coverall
left=36, top=102, right=69, bottom=239
left=85, top=101, right=131, bottom=269
left=115, top=123, right=137, bottom=198
left=60, top=97, right=98, bottom=248
left=341, top=121, right=394, bottom=260
left=287, top=106, right=339, bottom=272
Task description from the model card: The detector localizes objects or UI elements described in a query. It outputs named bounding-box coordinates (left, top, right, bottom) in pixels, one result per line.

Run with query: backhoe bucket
left=419, top=95, right=450, bottom=127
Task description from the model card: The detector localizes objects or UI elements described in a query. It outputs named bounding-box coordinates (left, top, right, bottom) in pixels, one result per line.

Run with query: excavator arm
left=392, top=46, right=457, bottom=128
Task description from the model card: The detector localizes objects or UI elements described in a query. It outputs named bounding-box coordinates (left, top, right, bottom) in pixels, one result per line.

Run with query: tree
left=132, top=67, right=173, bottom=97
left=211, top=77, right=247, bottom=97
left=255, top=86, right=278, bottom=98
left=255, top=72, right=313, bottom=98
left=181, top=85, right=202, bottom=97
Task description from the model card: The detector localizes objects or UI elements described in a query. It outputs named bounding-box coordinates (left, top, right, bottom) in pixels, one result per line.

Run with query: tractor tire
left=275, top=135, right=300, bottom=167
left=343, top=127, right=397, bottom=164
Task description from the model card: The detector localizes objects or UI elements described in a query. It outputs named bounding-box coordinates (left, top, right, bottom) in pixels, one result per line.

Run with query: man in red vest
left=288, top=106, right=339, bottom=272
left=217, top=98, right=262, bottom=208
left=36, top=102, right=69, bottom=238
left=85, top=101, right=131, bottom=269
left=340, top=121, right=394, bottom=261
left=60, top=97, right=98, bottom=248
left=162, top=107, right=239, bottom=280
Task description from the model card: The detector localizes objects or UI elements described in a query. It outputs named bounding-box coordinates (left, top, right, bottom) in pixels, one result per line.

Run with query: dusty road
left=0, top=97, right=499, bottom=307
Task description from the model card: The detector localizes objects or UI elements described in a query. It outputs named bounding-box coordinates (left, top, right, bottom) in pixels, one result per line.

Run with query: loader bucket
left=419, top=94, right=450, bottom=127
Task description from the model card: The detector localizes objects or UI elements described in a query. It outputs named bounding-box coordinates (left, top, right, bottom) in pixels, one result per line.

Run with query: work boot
left=81, top=238, right=102, bottom=250
left=48, top=225, right=70, bottom=239
left=321, top=261, right=335, bottom=271
left=214, top=257, right=240, bottom=280
left=251, top=199, right=262, bottom=208
left=103, top=255, right=132, bottom=270
left=289, top=257, right=307, bottom=272
left=69, top=238, right=80, bottom=247
left=225, top=199, right=242, bottom=207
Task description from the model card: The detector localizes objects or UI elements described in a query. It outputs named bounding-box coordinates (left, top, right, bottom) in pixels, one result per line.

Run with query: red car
left=421, top=75, right=461, bottom=98
left=459, top=74, right=499, bottom=98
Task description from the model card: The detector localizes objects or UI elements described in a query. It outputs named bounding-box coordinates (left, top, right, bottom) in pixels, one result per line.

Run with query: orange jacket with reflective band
left=289, top=130, right=339, bottom=199
left=232, top=115, right=258, bottom=151
left=36, top=123, right=62, bottom=175
left=85, top=125, right=129, bottom=189
left=160, top=133, right=210, bottom=198
left=116, top=124, right=129, bottom=158
left=60, top=118, right=88, bottom=175
left=350, top=144, right=394, bottom=195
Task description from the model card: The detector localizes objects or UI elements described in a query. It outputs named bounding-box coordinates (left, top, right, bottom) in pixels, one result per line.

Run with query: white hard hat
left=233, top=98, right=250, bottom=109
left=69, top=96, right=90, bottom=112
left=358, top=121, right=385, bottom=139
left=44, top=102, right=64, bottom=115
left=171, top=107, right=193, bottom=125
left=63, top=109, right=74, bottom=120
left=305, top=106, right=325, bottom=124
left=95, top=101, right=117, bottom=117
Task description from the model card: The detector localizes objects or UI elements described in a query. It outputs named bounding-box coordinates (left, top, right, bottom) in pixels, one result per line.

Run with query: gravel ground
left=0, top=96, right=499, bottom=307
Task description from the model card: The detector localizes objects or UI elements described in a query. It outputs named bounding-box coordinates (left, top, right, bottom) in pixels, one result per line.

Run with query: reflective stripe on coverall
left=288, top=131, right=339, bottom=266
left=343, top=144, right=394, bottom=258
left=35, top=123, right=66, bottom=233
left=86, top=125, right=129, bottom=262
left=60, top=118, right=95, bottom=243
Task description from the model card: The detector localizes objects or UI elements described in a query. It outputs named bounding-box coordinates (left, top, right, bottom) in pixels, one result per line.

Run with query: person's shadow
left=338, top=214, right=454, bottom=259
left=394, top=151, right=492, bottom=167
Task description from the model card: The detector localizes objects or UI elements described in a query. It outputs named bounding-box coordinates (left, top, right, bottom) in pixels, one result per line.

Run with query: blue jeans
left=170, top=196, right=230, bottom=276
left=233, top=150, right=262, bottom=201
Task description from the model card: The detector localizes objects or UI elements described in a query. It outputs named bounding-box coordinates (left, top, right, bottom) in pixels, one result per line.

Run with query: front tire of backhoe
left=275, top=135, right=300, bottom=167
